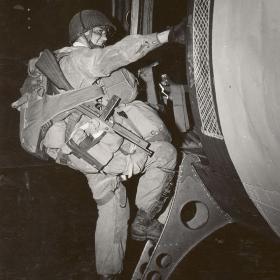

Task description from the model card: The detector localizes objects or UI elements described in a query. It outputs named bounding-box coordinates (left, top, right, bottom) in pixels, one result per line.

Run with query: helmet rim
left=69, top=10, right=116, bottom=44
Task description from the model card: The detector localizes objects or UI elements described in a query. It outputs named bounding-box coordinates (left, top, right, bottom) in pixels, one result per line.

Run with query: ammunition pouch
left=114, top=101, right=172, bottom=143
left=62, top=124, right=124, bottom=173
left=67, top=133, right=108, bottom=171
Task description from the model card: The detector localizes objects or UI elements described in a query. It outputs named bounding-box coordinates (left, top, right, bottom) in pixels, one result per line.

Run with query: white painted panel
left=212, top=0, right=280, bottom=236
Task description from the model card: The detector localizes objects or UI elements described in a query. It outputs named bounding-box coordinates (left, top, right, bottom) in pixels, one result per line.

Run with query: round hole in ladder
left=146, top=271, right=161, bottom=280
left=140, top=262, right=148, bottom=274
left=180, top=201, right=209, bottom=230
left=156, top=253, right=172, bottom=268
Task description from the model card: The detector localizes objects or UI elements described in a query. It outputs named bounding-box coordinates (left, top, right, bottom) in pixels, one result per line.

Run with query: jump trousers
left=86, top=141, right=177, bottom=275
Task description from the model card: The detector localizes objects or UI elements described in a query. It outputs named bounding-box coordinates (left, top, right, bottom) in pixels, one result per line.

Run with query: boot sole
left=131, top=234, right=147, bottom=241
left=131, top=234, right=159, bottom=243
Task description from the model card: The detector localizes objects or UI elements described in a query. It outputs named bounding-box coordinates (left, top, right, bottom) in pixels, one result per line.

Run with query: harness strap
left=65, top=110, right=82, bottom=140
left=35, top=120, right=53, bottom=159
left=117, top=183, right=127, bottom=208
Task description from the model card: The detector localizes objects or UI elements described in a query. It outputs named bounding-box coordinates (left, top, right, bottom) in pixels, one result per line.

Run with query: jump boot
left=130, top=209, right=164, bottom=243
left=131, top=170, right=175, bottom=243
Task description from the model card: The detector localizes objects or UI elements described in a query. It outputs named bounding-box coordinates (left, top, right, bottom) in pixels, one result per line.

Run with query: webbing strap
left=65, top=110, right=82, bottom=141
left=36, top=120, right=53, bottom=160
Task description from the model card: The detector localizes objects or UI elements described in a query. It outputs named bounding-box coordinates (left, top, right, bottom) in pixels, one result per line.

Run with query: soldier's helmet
left=69, top=10, right=116, bottom=44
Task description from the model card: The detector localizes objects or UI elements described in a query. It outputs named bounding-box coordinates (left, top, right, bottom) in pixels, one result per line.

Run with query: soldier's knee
left=162, top=142, right=177, bottom=161
left=152, top=141, right=177, bottom=169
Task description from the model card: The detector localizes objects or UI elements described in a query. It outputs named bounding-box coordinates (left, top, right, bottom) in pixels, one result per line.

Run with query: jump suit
left=46, top=33, right=177, bottom=275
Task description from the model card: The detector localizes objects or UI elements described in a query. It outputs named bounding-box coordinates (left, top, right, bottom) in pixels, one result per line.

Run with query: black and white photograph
left=0, top=0, right=280, bottom=279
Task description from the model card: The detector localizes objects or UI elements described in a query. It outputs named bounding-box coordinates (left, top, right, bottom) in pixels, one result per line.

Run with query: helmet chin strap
left=79, top=11, right=102, bottom=49
left=82, top=33, right=104, bottom=49
left=82, top=34, right=95, bottom=49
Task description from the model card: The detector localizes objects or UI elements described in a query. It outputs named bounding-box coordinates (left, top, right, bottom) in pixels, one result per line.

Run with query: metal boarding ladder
left=132, top=153, right=233, bottom=280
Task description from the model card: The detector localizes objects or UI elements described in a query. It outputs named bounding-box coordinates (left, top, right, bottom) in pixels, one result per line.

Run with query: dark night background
left=0, top=0, right=279, bottom=279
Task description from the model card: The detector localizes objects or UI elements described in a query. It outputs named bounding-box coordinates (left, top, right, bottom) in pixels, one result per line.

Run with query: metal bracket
left=132, top=153, right=233, bottom=280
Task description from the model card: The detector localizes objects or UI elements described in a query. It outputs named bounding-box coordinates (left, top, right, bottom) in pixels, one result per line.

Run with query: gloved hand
left=168, top=17, right=187, bottom=44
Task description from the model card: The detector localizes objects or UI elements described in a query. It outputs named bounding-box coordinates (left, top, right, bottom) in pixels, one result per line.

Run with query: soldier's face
left=87, top=27, right=108, bottom=47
